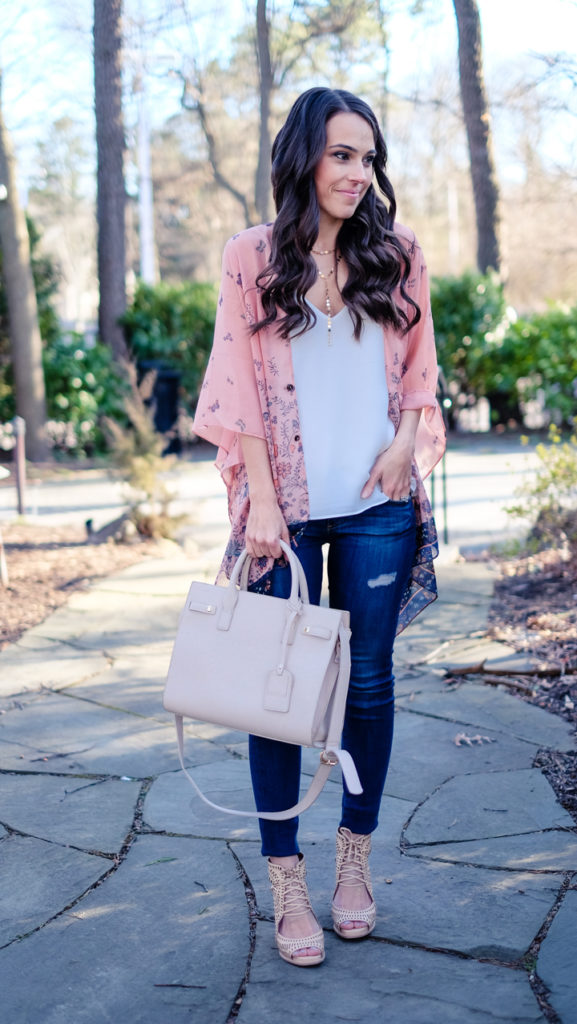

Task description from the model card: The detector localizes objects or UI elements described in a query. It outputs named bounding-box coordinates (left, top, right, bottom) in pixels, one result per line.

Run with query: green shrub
left=507, top=426, right=577, bottom=551
left=122, top=281, right=217, bottom=412
left=493, top=305, right=577, bottom=428
left=430, top=270, right=508, bottom=410
left=42, top=333, right=128, bottom=454
left=431, top=272, right=577, bottom=428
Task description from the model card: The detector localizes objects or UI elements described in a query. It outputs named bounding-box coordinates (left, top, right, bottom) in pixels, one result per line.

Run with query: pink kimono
left=194, top=222, right=446, bottom=632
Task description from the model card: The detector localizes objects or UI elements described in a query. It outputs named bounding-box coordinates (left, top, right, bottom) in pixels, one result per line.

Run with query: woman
left=194, top=87, right=445, bottom=967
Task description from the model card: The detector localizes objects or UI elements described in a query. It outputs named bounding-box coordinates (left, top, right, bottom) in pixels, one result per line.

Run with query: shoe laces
left=336, top=830, right=372, bottom=891
left=338, top=848, right=367, bottom=888
left=279, top=867, right=312, bottom=920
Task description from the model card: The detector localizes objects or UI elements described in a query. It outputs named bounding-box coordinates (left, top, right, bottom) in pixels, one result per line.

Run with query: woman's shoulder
left=224, top=222, right=274, bottom=262
left=392, top=221, right=422, bottom=256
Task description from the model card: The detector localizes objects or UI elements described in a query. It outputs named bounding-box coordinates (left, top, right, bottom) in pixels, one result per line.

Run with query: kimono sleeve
left=401, top=238, right=446, bottom=479
left=193, top=237, right=265, bottom=463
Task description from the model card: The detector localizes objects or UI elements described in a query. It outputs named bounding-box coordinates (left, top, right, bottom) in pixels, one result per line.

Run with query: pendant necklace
left=316, top=253, right=341, bottom=344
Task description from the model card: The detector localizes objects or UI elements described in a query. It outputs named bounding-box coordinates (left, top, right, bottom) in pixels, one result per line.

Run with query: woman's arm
left=361, top=408, right=421, bottom=501
left=240, top=435, right=290, bottom=559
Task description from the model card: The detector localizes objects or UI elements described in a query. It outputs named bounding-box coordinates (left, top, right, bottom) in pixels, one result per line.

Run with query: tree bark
left=255, top=0, right=273, bottom=223
left=453, top=0, right=501, bottom=273
left=0, top=78, right=48, bottom=461
left=94, top=0, right=128, bottom=360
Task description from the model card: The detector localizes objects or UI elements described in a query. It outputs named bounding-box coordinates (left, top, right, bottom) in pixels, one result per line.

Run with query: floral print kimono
left=193, top=222, right=446, bottom=633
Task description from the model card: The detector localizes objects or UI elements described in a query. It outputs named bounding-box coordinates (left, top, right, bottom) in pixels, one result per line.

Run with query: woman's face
left=313, top=111, right=376, bottom=231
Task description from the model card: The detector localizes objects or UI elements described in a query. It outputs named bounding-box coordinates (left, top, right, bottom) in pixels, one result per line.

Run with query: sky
left=388, top=0, right=577, bottom=72
left=1, top=0, right=576, bottom=192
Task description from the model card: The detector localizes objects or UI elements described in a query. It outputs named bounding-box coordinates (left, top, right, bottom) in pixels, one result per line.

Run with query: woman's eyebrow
left=327, top=143, right=377, bottom=155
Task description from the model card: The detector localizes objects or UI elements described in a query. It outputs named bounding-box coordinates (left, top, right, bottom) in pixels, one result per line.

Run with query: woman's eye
left=334, top=151, right=349, bottom=160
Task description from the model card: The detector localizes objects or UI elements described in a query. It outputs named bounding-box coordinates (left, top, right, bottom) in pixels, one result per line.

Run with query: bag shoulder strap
left=173, top=621, right=362, bottom=820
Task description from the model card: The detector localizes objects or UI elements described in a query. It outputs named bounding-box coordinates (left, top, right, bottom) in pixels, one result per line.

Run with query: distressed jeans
left=248, top=499, right=417, bottom=857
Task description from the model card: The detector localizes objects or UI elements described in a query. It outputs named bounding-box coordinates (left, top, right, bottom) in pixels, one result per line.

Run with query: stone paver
left=397, top=681, right=575, bottom=750
left=0, top=836, right=249, bottom=1022
left=238, top=924, right=546, bottom=1023
left=0, top=773, right=141, bottom=851
left=59, top=645, right=175, bottom=719
left=537, top=890, right=577, bottom=1024
left=0, top=690, right=186, bottom=776
left=405, top=832, right=577, bottom=872
left=404, top=769, right=574, bottom=845
left=18, top=585, right=186, bottom=652
left=384, top=709, right=545, bottom=803
left=0, top=450, right=575, bottom=1022
left=0, top=835, right=110, bottom=946
left=0, top=639, right=109, bottom=697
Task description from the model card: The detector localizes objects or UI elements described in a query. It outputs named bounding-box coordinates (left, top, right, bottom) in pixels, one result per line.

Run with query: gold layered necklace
left=313, top=251, right=341, bottom=344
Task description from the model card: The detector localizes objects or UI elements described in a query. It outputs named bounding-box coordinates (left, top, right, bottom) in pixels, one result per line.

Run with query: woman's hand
left=360, top=409, right=421, bottom=502
left=240, top=434, right=289, bottom=559
left=245, top=498, right=290, bottom=560
left=361, top=443, right=413, bottom=501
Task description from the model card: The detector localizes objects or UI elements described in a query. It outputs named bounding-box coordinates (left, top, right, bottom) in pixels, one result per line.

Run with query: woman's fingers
left=247, top=537, right=282, bottom=559
left=361, top=448, right=412, bottom=501
left=245, top=503, right=289, bottom=560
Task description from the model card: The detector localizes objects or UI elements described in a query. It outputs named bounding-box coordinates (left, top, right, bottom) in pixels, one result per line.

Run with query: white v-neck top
left=290, top=304, right=396, bottom=519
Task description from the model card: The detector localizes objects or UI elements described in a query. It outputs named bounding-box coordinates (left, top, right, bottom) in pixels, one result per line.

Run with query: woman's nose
left=348, top=161, right=369, bottom=183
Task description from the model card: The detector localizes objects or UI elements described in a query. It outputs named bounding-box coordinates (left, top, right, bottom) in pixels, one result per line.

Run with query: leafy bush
left=42, top=334, right=128, bottom=454
left=431, top=272, right=577, bottom=428
left=491, top=305, right=577, bottom=428
left=430, top=270, right=508, bottom=409
left=122, top=281, right=217, bottom=412
left=507, top=426, right=577, bottom=551
left=1, top=218, right=130, bottom=457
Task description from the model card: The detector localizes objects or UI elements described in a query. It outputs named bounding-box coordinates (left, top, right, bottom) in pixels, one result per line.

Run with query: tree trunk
left=255, top=0, right=273, bottom=223
left=453, top=0, right=501, bottom=274
left=0, top=78, right=48, bottom=461
left=94, top=0, right=128, bottom=361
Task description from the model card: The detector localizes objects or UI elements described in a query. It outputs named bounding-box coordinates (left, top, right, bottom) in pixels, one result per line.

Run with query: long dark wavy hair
left=251, top=87, right=420, bottom=340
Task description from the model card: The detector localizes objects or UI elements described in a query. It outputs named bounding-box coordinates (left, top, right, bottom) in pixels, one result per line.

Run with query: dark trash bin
left=138, top=361, right=181, bottom=454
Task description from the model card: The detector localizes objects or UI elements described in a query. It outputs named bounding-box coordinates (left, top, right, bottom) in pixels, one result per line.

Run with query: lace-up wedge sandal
left=332, top=827, right=376, bottom=940
left=268, top=855, right=325, bottom=967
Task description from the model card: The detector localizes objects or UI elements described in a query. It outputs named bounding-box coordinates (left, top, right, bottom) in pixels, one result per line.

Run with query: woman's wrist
left=248, top=486, right=279, bottom=508
left=394, top=409, right=421, bottom=454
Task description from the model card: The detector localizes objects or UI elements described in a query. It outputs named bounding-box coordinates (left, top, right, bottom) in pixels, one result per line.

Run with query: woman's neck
left=313, top=216, right=342, bottom=254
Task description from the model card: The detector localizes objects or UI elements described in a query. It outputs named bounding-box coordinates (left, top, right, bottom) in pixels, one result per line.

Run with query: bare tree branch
left=175, top=68, right=256, bottom=228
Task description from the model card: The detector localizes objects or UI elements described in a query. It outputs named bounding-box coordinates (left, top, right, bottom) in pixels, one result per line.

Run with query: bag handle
left=218, top=540, right=307, bottom=630
left=235, top=536, right=311, bottom=606
left=173, top=620, right=362, bottom=820
left=238, top=539, right=310, bottom=605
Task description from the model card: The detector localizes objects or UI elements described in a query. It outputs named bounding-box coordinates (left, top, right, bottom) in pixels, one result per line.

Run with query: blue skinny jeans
left=248, top=499, right=417, bottom=857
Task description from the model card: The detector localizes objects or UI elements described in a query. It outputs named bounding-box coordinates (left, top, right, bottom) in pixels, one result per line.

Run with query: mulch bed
left=487, top=549, right=577, bottom=723
left=0, top=523, right=157, bottom=650
left=485, top=548, right=577, bottom=823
